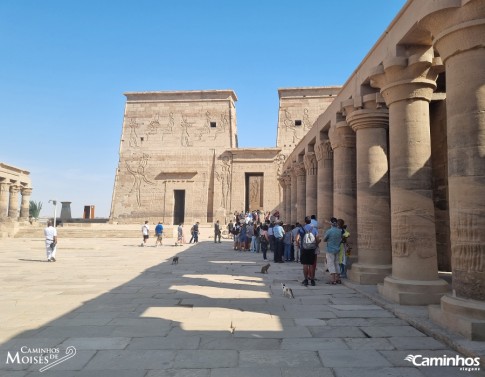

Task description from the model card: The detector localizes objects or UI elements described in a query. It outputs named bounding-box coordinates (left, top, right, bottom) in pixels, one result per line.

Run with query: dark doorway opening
left=245, top=173, right=264, bottom=212
left=173, top=190, right=185, bottom=225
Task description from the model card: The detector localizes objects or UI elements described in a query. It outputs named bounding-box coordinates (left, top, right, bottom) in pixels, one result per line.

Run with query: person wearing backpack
left=297, top=216, right=320, bottom=286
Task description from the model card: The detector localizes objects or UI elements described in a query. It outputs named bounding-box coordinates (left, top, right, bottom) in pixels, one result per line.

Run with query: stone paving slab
left=0, top=237, right=483, bottom=376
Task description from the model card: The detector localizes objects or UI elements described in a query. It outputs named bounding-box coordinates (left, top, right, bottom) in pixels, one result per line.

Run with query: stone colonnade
left=278, top=0, right=485, bottom=340
left=0, top=182, right=32, bottom=221
left=0, top=163, right=33, bottom=222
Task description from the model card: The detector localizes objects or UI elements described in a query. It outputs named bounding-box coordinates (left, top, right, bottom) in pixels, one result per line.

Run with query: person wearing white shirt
left=44, top=220, right=58, bottom=262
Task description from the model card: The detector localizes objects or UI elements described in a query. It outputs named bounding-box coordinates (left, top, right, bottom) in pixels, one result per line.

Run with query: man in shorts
left=297, top=216, right=320, bottom=286
left=155, top=221, right=164, bottom=246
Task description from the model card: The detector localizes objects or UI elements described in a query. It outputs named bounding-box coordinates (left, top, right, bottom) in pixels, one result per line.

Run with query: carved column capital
left=369, top=49, right=444, bottom=106
left=293, top=162, right=306, bottom=177
left=315, top=140, right=333, bottom=162
left=303, top=152, right=317, bottom=176
left=9, top=185, right=20, bottom=194
left=21, top=187, right=33, bottom=196
left=329, top=121, right=355, bottom=150
left=345, top=94, right=389, bottom=132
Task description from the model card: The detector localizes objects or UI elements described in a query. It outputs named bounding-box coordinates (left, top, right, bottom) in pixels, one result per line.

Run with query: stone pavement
left=0, top=237, right=483, bottom=377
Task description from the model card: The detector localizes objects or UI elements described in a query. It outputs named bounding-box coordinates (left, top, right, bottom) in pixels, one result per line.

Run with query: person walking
left=323, top=217, right=342, bottom=284
left=155, top=222, right=164, bottom=246
left=273, top=220, right=285, bottom=263
left=44, top=220, right=58, bottom=262
left=141, top=220, right=149, bottom=246
left=214, top=220, right=222, bottom=243
left=176, top=223, right=185, bottom=245
left=189, top=222, right=200, bottom=243
left=260, top=224, right=269, bottom=261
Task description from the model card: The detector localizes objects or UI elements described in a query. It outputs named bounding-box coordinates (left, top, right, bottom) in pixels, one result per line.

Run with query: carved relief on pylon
left=180, top=115, right=193, bottom=147
left=274, top=153, right=286, bottom=177
left=215, top=153, right=232, bottom=210
left=128, top=118, right=141, bottom=148
left=283, top=108, right=301, bottom=143
left=303, top=108, right=312, bottom=131
left=303, top=152, right=317, bottom=176
left=126, top=153, right=155, bottom=207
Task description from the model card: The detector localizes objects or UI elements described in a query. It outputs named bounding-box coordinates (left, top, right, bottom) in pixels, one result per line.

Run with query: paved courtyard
left=0, top=236, right=483, bottom=377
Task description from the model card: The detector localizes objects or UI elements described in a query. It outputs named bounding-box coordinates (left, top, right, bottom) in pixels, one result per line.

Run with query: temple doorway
left=245, top=173, right=264, bottom=212
left=173, top=190, right=185, bottom=225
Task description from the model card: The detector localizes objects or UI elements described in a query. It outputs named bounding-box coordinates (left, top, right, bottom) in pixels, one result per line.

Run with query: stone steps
left=14, top=224, right=177, bottom=239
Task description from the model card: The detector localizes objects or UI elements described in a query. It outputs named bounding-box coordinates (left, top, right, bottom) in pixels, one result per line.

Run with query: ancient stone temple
left=0, top=163, right=33, bottom=237
left=278, top=0, right=485, bottom=339
left=110, top=87, right=339, bottom=225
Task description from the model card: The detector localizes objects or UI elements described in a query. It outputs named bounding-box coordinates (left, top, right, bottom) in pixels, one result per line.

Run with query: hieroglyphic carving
left=249, top=176, right=262, bottom=208
left=274, top=153, right=286, bottom=177
left=452, top=212, right=484, bottom=272
left=196, top=111, right=211, bottom=141
left=303, top=152, right=317, bottom=176
left=214, top=111, right=229, bottom=139
left=283, top=108, right=300, bottom=143
left=167, top=112, right=175, bottom=133
left=147, top=114, right=160, bottom=136
left=128, top=118, right=141, bottom=148
left=180, top=115, right=193, bottom=147
left=215, top=154, right=232, bottom=209
left=303, top=108, right=312, bottom=130
left=126, top=153, right=155, bottom=206
left=391, top=206, right=435, bottom=258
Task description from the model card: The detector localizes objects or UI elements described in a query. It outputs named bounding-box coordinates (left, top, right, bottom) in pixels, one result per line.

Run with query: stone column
left=0, top=182, right=10, bottom=219
left=8, top=185, right=20, bottom=219
left=428, top=14, right=485, bottom=339
left=290, top=166, right=297, bottom=224
left=282, top=173, right=292, bottom=224
left=19, top=188, right=32, bottom=220
left=343, top=94, right=392, bottom=284
left=328, top=120, right=357, bottom=253
left=315, top=137, right=333, bottom=229
left=294, top=162, right=306, bottom=223
left=370, top=49, right=449, bottom=305
left=303, top=152, right=317, bottom=219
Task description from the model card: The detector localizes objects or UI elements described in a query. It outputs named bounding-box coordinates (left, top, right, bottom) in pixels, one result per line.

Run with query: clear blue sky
left=0, top=0, right=406, bottom=218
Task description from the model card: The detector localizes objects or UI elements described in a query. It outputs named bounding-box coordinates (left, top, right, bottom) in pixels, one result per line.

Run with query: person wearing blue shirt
left=323, top=217, right=342, bottom=284
left=155, top=222, right=164, bottom=247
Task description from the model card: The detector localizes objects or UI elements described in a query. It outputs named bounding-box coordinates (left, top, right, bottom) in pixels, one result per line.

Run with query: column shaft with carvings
left=370, top=49, right=449, bottom=305
left=294, top=162, right=306, bottom=223
left=427, top=11, right=485, bottom=340
left=315, top=138, right=333, bottom=229
left=282, top=174, right=292, bottom=223
left=19, top=188, right=32, bottom=220
left=290, top=168, right=297, bottom=224
left=343, top=94, right=392, bottom=284
left=329, top=120, right=357, bottom=254
left=0, top=182, right=10, bottom=219
left=304, top=152, right=317, bottom=219
left=8, top=185, right=20, bottom=219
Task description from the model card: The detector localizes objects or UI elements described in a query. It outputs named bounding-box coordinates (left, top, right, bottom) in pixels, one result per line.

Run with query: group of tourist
left=135, top=212, right=351, bottom=286
left=226, top=212, right=351, bottom=286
